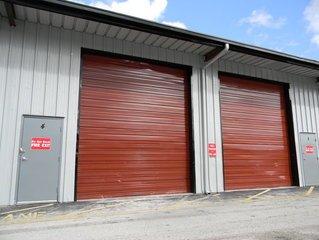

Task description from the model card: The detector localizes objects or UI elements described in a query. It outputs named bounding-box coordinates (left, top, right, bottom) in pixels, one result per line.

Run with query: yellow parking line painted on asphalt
left=245, top=189, right=271, bottom=202
left=305, top=186, right=314, bottom=196
left=0, top=203, right=54, bottom=215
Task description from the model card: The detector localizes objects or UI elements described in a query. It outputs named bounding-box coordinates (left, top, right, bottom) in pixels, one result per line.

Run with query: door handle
left=21, top=156, right=28, bottom=161
left=19, top=147, right=25, bottom=154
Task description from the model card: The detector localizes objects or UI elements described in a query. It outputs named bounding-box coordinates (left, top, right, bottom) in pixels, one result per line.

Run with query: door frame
left=218, top=72, right=299, bottom=190
left=15, top=114, right=64, bottom=204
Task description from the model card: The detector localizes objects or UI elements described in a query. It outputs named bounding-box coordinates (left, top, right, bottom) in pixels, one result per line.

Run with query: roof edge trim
left=4, top=0, right=319, bottom=71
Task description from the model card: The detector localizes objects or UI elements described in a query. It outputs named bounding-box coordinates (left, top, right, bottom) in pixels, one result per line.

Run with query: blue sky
left=72, top=0, right=319, bottom=60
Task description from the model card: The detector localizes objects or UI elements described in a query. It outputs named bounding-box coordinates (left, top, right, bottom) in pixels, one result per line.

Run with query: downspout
left=200, top=43, right=229, bottom=193
left=203, top=43, right=229, bottom=69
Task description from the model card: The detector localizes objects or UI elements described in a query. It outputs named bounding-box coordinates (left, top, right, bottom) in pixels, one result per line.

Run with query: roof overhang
left=1, top=0, right=319, bottom=77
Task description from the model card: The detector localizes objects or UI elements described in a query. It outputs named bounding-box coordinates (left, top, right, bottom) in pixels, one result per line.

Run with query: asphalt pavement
left=0, top=187, right=318, bottom=240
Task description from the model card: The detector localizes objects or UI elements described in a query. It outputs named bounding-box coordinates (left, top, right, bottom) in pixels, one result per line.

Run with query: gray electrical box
left=299, top=132, right=319, bottom=186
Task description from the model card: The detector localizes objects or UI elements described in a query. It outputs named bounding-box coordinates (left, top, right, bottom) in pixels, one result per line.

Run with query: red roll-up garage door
left=77, top=54, right=192, bottom=200
left=220, top=74, right=293, bottom=190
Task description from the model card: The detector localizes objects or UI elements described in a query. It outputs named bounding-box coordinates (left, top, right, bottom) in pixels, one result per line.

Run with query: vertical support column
left=212, top=62, right=224, bottom=192
left=202, top=66, right=217, bottom=193
left=288, top=82, right=304, bottom=187
left=191, top=67, right=205, bottom=193
left=197, top=63, right=225, bottom=194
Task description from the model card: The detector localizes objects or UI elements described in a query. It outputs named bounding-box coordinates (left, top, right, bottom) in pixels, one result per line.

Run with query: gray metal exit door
left=17, top=116, right=63, bottom=203
left=300, top=132, right=319, bottom=186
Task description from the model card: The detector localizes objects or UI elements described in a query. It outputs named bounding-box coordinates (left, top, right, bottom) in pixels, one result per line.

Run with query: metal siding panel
left=169, top=39, right=184, bottom=50
left=0, top=18, right=11, bottom=205
left=0, top=2, right=6, bottom=17
left=299, top=79, right=308, bottom=131
left=103, top=37, right=114, bottom=53
left=114, top=38, right=124, bottom=55
left=150, top=46, right=159, bottom=60
left=123, top=41, right=133, bottom=57
left=14, top=5, right=25, bottom=20
left=305, top=83, right=313, bottom=132
left=96, top=23, right=109, bottom=36
left=135, top=32, right=150, bottom=44
left=31, top=24, right=49, bottom=115
left=125, top=29, right=139, bottom=42
left=132, top=42, right=142, bottom=57
left=204, top=66, right=217, bottom=192
left=38, top=10, right=50, bottom=25
left=309, top=84, right=317, bottom=134
left=93, top=34, right=104, bottom=51
left=25, top=7, right=37, bottom=23
left=74, top=18, right=88, bottom=32
left=152, top=36, right=168, bottom=47
left=51, top=13, right=63, bottom=28
left=44, top=26, right=61, bottom=116
left=174, top=51, right=183, bottom=64
left=116, top=28, right=130, bottom=40
left=313, top=87, right=319, bottom=136
left=56, top=29, right=72, bottom=203
left=161, top=38, right=177, bottom=49
left=15, top=21, right=37, bottom=116
left=106, top=25, right=120, bottom=38
left=56, top=29, right=71, bottom=118
left=289, top=81, right=304, bottom=185
left=82, top=32, right=94, bottom=49
left=85, top=21, right=99, bottom=34
left=177, top=41, right=193, bottom=52
left=143, top=34, right=159, bottom=45
left=63, top=15, right=75, bottom=30
left=182, top=53, right=191, bottom=66
left=191, top=67, right=204, bottom=193
left=61, top=30, right=81, bottom=202
left=0, top=20, right=24, bottom=205
left=156, top=46, right=165, bottom=62
left=212, top=62, right=224, bottom=192
left=0, top=17, right=10, bottom=149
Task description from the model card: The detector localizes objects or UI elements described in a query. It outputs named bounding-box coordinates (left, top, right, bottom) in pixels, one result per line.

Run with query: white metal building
left=0, top=0, right=319, bottom=206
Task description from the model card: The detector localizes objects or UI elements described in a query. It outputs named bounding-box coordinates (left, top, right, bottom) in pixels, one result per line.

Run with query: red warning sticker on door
left=208, top=143, right=216, bottom=158
left=305, top=145, right=315, bottom=154
left=31, top=137, right=51, bottom=150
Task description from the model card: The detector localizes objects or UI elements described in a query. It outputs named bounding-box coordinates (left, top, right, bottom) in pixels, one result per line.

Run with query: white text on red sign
left=31, top=137, right=51, bottom=150
left=208, top=143, right=216, bottom=158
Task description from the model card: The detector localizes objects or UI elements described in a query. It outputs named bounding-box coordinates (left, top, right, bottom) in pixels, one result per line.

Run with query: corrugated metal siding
left=0, top=17, right=204, bottom=205
left=1, top=14, right=317, bottom=204
left=208, top=59, right=319, bottom=189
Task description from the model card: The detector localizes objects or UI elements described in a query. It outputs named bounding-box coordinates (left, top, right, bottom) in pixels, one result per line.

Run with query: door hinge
left=60, top=127, right=62, bottom=132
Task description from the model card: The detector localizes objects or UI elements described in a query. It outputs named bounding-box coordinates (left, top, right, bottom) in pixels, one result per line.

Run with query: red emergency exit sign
left=305, top=145, right=315, bottom=154
left=31, top=137, right=51, bottom=150
left=208, top=143, right=216, bottom=157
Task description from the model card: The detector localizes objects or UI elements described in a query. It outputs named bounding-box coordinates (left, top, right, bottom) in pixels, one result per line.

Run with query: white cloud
left=312, top=34, right=319, bottom=45
left=162, top=21, right=187, bottom=29
left=68, top=0, right=187, bottom=29
left=304, top=0, right=319, bottom=46
left=240, top=9, right=286, bottom=29
left=90, top=0, right=167, bottom=21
